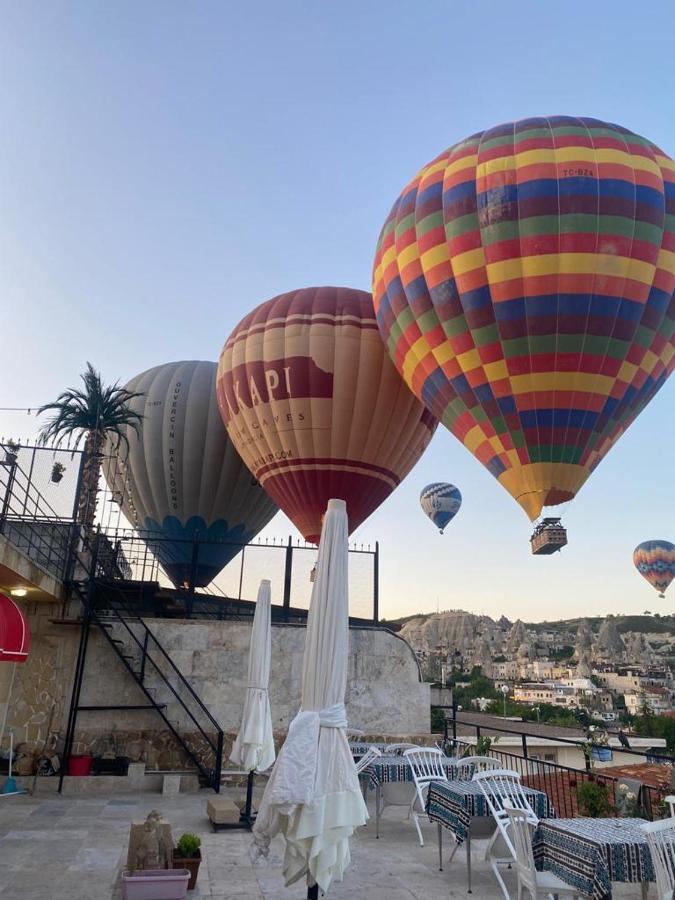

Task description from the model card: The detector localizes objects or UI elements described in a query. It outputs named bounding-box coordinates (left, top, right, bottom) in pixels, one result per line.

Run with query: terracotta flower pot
left=172, top=850, right=201, bottom=890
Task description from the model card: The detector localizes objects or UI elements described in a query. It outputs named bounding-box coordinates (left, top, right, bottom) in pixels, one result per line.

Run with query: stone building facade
left=2, top=600, right=429, bottom=770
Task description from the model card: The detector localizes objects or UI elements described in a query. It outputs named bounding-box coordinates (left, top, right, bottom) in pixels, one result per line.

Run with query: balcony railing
left=442, top=713, right=673, bottom=821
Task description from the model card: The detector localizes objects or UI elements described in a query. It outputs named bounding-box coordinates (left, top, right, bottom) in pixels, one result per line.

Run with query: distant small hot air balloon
left=103, top=360, right=278, bottom=587
left=373, top=117, right=675, bottom=543
left=216, top=286, right=437, bottom=542
left=633, top=540, right=675, bottom=598
left=420, top=483, right=462, bottom=534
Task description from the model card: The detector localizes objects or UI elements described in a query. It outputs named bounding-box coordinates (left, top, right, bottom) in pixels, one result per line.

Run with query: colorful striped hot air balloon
left=373, top=117, right=675, bottom=531
left=216, top=287, right=437, bottom=542
left=103, top=361, right=278, bottom=587
left=420, top=483, right=462, bottom=533
left=633, top=540, right=675, bottom=598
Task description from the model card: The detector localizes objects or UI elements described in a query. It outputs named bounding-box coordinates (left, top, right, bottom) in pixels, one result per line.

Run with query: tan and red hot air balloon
left=216, top=286, right=437, bottom=542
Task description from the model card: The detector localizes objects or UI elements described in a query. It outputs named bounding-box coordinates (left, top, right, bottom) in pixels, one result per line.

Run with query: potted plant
left=50, top=461, right=66, bottom=483
left=475, top=734, right=497, bottom=756
left=122, top=867, right=190, bottom=900
left=616, top=782, right=641, bottom=817
left=576, top=780, right=613, bottom=817
left=4, top=439, right=20, bottom=464
left=172, top=833, right=201, bottom=890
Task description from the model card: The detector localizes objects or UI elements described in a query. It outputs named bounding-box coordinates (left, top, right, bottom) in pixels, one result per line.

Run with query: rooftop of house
left=601, top=763, right=673, bottom=790
left=452, top=712, right=667, bottom=750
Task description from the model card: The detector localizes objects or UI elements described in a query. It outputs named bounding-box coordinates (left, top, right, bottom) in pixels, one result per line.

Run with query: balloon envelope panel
left=373, top=117, right=675, bottom=521
left=217, top=287, right=437, bottom=542
left=103, top=360, right=278, bottom=587
left=633, top=540, right=675, bottom=597
left=420, top=482, right=462, bottom=532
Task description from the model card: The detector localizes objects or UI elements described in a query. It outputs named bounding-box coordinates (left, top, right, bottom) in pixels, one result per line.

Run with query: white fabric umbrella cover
left=230, top=579, right=276, bottom=773
left=253, top=499, right=368, bottom=891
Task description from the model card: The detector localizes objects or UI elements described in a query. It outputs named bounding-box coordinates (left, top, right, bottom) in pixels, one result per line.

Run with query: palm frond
left=38, top=361, right=144, bottom=449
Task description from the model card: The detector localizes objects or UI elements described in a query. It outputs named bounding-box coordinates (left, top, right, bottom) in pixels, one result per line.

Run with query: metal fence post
left=187, top=532, right=200, bottom=617
left=237, top=545, right=246, bottom=600
left=373, top=540, right=379, bottom=624
left=71, top=446, right=87, bottom=521
left=282, top=536, right=293, bottom=617
left=0, top=460, right=17, bottom=533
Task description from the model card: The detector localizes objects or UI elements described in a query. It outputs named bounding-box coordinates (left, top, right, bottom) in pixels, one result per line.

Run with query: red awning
left=0, top=593, right=30, bottom=663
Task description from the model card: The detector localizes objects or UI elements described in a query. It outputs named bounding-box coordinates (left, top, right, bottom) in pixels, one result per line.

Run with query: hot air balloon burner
left=530, top=518, right=567, bottom=555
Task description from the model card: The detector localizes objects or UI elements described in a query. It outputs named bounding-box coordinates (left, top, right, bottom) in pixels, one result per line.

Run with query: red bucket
left=67, top=754, right=93, bottom=776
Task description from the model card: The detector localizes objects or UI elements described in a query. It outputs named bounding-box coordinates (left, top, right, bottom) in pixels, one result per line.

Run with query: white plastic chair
left=386, top=742, right=419, bottom=755
left=641, top=818, right=675, bottom=900
left=503, top=804, right=590, bottom=899
left=403, top=747, right=450, bottom=846
left=375, top=745, right=426, bottom=838
left=455, top=755, right=500, bottom=781
left=664, top=794, right=675, bottom=818
left=354, top=745, right=382, bottom=775
left=473, top=768, right=539, bottom=899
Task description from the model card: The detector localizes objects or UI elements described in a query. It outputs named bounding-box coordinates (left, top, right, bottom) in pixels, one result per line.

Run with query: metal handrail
left=94, top=604, right=219, bottom=753
left=95, top=581, right=223, bottom=734
left=448, top=713, right=675, bottom=765
left=452, top=737, right=667, bottom=820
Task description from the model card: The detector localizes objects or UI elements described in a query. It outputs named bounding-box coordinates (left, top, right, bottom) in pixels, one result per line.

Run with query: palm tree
left=38, top=363, right=143, bottom=536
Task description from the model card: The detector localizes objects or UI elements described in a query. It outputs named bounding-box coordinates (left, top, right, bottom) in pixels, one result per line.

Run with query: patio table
left=532, top=817, right=653, bottom=900
left=362, top=754, right=458, bottom=839
left=348, top=741, right=389, bottom=761
left=364, top=754, right=458, bottom=789
left=426, top=779, right=555, bottom=893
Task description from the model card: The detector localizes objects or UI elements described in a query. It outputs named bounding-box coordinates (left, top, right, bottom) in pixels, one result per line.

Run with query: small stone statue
left=127, top=811, right=174, bottom=871
left=136, top=819, right=162, bottom=869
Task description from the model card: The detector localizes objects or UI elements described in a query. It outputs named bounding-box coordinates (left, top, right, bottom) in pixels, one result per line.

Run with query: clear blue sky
left=1, top=1, right=674, bottom=621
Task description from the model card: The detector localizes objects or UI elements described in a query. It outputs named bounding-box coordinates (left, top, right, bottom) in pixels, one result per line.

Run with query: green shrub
left=430, top=707, right=447, bottom=732
left=576, top=781, right=613, bottom=818
left=175, top=833, right=201, bottom=858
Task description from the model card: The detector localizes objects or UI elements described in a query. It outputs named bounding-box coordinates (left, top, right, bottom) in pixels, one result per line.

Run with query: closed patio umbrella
left=253, top=499, right=367, bottom=893
left=230, top=578, right=275, bottom=774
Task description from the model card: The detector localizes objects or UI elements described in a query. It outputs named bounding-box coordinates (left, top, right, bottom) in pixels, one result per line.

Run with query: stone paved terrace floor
left=0, top=787, right=651, bottom=899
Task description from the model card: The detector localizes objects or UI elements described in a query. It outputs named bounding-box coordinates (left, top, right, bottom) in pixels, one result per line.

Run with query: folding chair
left=641, top=818, right=675, bottom=900
left=403, top=747, right=451, bottom=846
left=503, top=804, right=590, bottom=899
left=473, top=768, right=538, bottom=899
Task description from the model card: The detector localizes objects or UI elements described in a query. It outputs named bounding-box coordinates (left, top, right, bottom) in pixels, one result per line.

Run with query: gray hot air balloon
left=103, top=360, right=278, bottom=587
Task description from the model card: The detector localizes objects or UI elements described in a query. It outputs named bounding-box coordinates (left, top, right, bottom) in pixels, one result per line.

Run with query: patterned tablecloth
left=348, top=742, right=389, bottom=759
left=363, top=755, right=458, bottom=788
left=532, top=818, right=654, bottom=900
left=426, top=780, right=555, bottom=844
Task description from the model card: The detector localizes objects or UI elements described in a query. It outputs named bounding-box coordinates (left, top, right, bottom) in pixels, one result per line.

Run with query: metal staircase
left=60, top=568, right=224, bottom=792
left=0, top=447, right=225, bottom=792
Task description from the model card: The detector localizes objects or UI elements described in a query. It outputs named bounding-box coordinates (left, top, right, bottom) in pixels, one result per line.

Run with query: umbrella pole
left=243, top=770, right=255, bottom=824
left=306, top=881, right=319, bottom=899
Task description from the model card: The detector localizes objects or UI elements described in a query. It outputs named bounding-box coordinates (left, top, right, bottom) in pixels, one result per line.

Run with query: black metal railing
left=61, top=546, right=225, bottom=792
left=90, top=588, right=224, bottom=789
left=94, top=526, right=380, bottom=623
left=0, top=441, right=82, bottom=580
left=444, top=714, right=673, bottom=821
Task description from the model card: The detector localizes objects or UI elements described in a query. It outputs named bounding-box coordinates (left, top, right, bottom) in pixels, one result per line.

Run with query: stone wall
left=1, top=600, right=76, bottom=759
left=3, top=606, right=429, bottom=769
